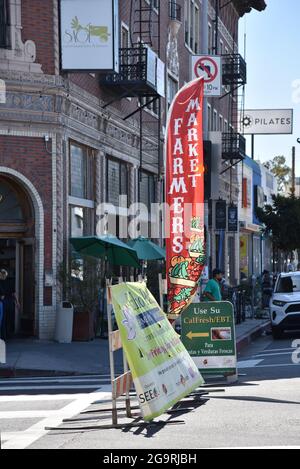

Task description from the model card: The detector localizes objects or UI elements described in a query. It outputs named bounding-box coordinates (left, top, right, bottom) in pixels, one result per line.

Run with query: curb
left=0, top=323, right=271, bottom=378
left=236, top=320, right=271, bottom=354
left=0, top=368, right=79, bottom=378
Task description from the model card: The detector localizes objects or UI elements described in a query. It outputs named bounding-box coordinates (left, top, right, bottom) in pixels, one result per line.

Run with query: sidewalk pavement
left=0, top=318, right=270, bottom=377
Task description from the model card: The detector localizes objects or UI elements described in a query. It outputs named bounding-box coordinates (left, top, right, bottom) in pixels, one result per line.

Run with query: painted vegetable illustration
left=191, top=217, right=202, bottom=232
left=189, top=237, right=204, bottom=258
left=173, top=288, right=193, bottom=302
left=169, top=257, right=196, bottom=287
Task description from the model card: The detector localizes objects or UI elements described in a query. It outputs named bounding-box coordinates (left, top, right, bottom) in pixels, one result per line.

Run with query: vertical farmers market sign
left=60, top=0, right=119, bottom=72
left=181, top=302, right=237, bottom=374
left=166, top=78, right=205, bottom=318
left=110, top=282, right=204, bottom=421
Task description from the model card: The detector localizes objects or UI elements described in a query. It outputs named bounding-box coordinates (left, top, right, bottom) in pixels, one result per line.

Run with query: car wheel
left=272, top=326, right=283, bottom=340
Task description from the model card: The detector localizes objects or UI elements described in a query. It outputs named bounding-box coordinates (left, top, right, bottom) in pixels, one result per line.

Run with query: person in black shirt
left=0, top=269, right=17, bottom=339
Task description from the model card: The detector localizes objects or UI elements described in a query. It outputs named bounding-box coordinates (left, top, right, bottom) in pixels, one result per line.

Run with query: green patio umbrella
left=128, top=236, right=166, bottom=261
left=70, top=235, right=140, bottom=268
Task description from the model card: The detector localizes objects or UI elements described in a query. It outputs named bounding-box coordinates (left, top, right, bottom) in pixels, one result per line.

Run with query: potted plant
left=58, top=256, right=103, bottom=341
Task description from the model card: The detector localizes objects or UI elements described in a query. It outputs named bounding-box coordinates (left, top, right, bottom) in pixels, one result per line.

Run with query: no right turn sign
left=191, top=55, right=222, bottom=97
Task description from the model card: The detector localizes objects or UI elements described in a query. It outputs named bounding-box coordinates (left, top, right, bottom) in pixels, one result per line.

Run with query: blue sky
left=239, top=0, right=300, bottom=174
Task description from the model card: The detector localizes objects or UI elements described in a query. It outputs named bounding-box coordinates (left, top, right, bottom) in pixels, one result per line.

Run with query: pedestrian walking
left=261, top=270, right=272, bottom=308
left=203, top=269, right=223, bottom=302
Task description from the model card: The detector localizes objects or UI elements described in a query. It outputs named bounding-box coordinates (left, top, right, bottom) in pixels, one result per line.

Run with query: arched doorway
left=0, top=175, right=36, bottom=337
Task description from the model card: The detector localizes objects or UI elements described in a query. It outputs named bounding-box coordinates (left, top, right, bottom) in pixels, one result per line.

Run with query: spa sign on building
left=181, top=302, right=237, bottom=375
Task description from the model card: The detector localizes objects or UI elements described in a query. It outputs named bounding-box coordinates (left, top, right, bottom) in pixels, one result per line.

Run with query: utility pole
left=202, top=0, right=210, bottom=285
left=291, top=146, right=296, bottom=197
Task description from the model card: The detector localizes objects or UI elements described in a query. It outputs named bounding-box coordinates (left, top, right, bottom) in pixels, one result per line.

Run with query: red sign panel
left=165, top=78, right=205, bottom=318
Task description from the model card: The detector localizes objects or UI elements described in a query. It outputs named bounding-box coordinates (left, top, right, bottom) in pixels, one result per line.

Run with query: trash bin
left=55, top=301, right=74, bottom=343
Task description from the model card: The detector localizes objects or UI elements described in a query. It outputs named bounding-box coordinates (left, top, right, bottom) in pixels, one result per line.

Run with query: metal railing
left=225, top=287, right=246, bottom=325
left=222, top=132, right=246, bottom=161
left=222, top=54, right=247, bottom=86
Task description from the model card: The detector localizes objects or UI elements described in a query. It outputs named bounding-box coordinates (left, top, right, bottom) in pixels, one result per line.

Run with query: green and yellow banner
left=110, top=282, right=204, bottom=421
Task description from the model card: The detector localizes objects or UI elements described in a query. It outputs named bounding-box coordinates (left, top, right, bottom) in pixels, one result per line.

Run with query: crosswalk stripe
left=0, top=392, right=110, bottom=402
left=0, top=410, right=58, bottom=419
left=237, top=359, right=263, bottom=368
left=254, top=351, right=294, bottom=358
left=1, top=387, right=112, bottom=450
left=0, top=374, right=113, bottom=382
left=0, top=378, right=110, bottom=385
left=0, top=384, right=105, bottom=391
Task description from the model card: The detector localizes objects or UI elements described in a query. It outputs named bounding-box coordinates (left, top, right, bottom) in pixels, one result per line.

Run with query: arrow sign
left=186, top=331, right=210, bottom=340
left=191, top=55, right=222, bottom=97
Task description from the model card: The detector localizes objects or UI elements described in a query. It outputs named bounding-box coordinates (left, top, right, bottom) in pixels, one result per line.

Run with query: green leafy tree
left=264, top=155, right=291, bottom=193
left=256, top=194, right=300, bottom=262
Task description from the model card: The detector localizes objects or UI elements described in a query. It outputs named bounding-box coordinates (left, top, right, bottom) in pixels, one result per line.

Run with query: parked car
left=270, top=272, right=300, bottom=339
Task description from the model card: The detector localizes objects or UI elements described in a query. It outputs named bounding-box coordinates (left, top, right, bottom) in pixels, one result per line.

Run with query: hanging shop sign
left=215, top=200, right=227, bottom=230
left=181, top=302, right=237, bottom=375
left=254, top=185, right=265, bottom=209
left=156, top=58, right=166, bottom=98
left=241, top=109, right=293, bottom=135
left=191, top=56, right=222, bottom=97
left=110, top=282, right=204, bottom=421
left=228, top=205, right=238, bottom=232
left=165, top=77, right=206, bottom=318
left=60, top=0, right=119, bottom=72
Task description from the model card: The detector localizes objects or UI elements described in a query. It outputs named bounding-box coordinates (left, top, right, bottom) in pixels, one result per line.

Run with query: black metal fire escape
left=100, top=0, right=162, bottom=202
left=213, top=0, right=247, bottom=172
left=221, top=52, right=247, bottom=166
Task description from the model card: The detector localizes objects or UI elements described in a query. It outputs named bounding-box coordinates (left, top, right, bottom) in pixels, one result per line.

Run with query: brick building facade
left=0, top=0, right=265, bottom=339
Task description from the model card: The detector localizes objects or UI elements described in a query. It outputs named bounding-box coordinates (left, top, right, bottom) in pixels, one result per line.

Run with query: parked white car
left=270, top=272, right=300, bottom=339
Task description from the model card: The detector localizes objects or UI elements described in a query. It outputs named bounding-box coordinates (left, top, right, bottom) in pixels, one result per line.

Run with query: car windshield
left=276, top=275, right=300, bottom=293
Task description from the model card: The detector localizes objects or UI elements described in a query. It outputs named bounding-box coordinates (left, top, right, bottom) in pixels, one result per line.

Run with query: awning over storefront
left=239, top=221, right=262, bottom=233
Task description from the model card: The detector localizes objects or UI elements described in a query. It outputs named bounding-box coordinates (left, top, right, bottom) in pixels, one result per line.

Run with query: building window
left=185, top=0, right=199, bottom=53
left=194, top=5, right=199, bottom=54
left=0, top=180, right=23, bottom=221
left=106, top=158, right=129, bottom=207
left=219, top=115, right=223, bottom=133
left=145, top=0, right=159, bottom=11
left=140, top=171, right=155, bottom=211
left=121, top=23, right=130, bottom=49
left=220, top=39, right=224, bottom=55
left=141, top=96, right=159, bottom=116
left=70, top=206, right=94, bottom=238
left=0, top=0, right=10, bottom=49
left=266, top=173, right=274, bottom=190
left=167, top=74, right=178, bottom=108
left=213, top=109, right=218, bottom=131
left=207, top=104, right=212, bottom=131
left=208, top=23, right=213, bottom=54
left=70, top=143, right=95, bottom=200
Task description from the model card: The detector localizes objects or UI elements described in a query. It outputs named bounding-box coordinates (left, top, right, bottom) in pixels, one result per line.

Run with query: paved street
left=0, top=375, right=111, bottom=449
left=0, top=333, right=299, bottom=449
